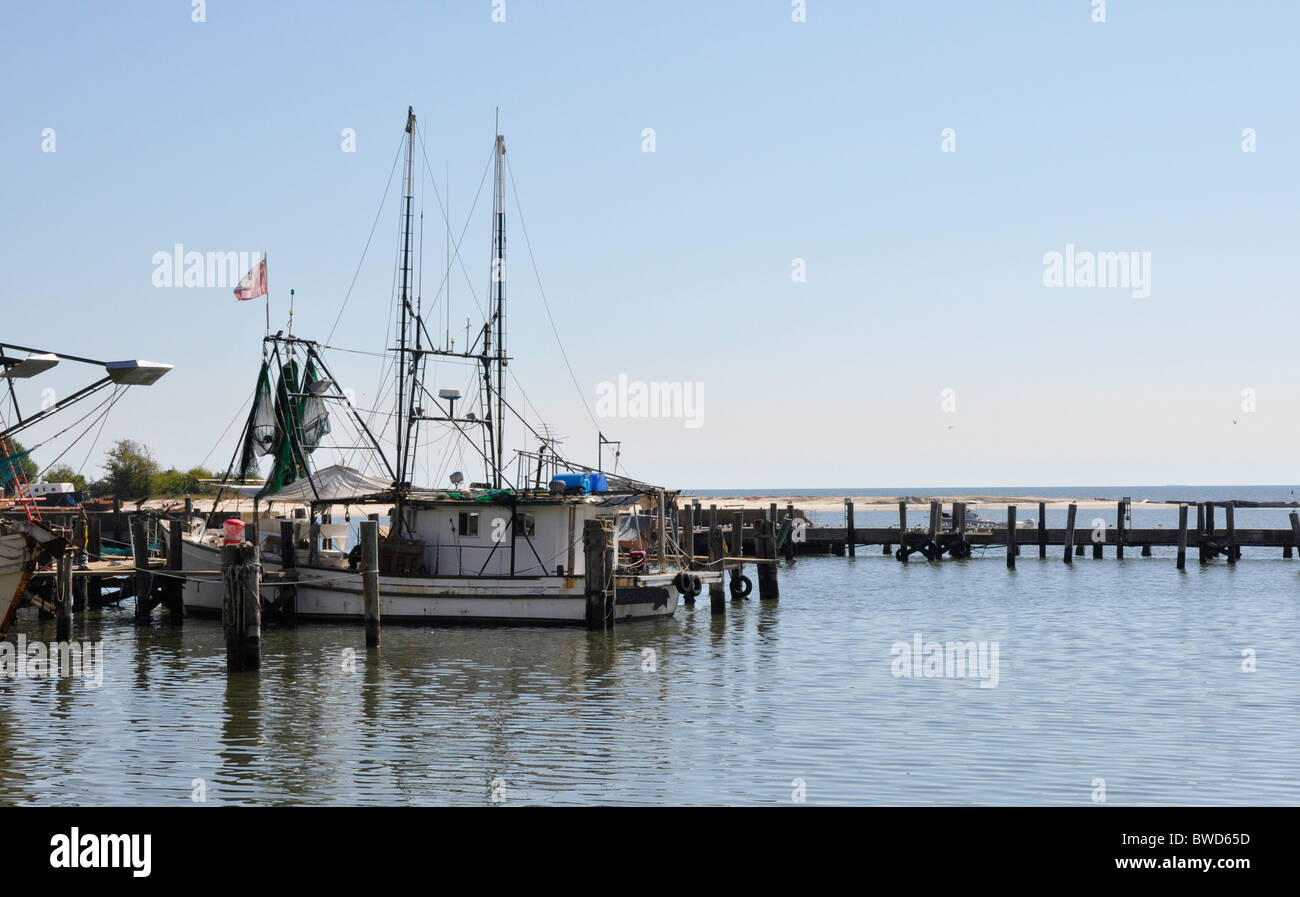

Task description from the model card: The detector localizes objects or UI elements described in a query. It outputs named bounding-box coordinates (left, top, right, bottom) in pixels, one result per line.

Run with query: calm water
left=3, top=549, right=1299, bottom=805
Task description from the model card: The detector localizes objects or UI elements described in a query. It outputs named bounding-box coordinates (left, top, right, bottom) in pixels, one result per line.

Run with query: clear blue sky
left=2, top=1, right=1297, bottom=488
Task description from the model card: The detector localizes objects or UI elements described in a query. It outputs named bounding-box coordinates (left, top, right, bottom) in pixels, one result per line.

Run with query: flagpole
left=264, top=252, right=270, bottom=340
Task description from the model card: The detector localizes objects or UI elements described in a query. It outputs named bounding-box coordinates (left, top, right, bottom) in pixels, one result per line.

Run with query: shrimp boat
left=178, top=108, right=713, bottom=624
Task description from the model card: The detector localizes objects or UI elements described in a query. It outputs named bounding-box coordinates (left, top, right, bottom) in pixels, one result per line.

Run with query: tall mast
left=396, top=106, right=416, bottom=491
left=491, top=121, right=507, bottom=488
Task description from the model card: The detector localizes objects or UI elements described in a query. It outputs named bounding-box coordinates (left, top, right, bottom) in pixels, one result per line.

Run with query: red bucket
left=222, top=518, right=246, bottom=545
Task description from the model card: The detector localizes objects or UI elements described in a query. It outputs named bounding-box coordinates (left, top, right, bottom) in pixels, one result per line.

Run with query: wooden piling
left=1006, top=505, right=1016, bottom=569
left=1116, top=500, right=1125, bottom=559
left=1063, top=504, right=1076, bottom=564
left=1038, top=502, right=1047, bottom=558
left=167, top=518, right=184, bottom=620
left=731, top=511, right=744, bottom=559
left=845, top=499, right=856, bottom=557
left=87, top=514, right=101, bottom=562
left=55, top=549, right=72, bottom=642
left=72, top=517, right=87, bottom=611
left=953, top=502, right=967, bottom=558
left=709, top=504, right=718, bottom=531
left=1226, top=503, right=1237, bottom=564
left=898, top=501, right=908, bottom=563
left=755, top=519, right=779, bottom=601
left=1288, top=512, right=1300, bottom=561
left=131, top=516, right=151, bottom=620
left=1196, top=504, right=1207, bottom=564
left=112, top=496, right=122, bottom=543
left=928, top=501, right=941, bottom=560
left=682, top=505, right=695, bottom=568
left=782, top=509, right=795, bottom=563
left=360, top=519, right=381, bottom=646
left=1141, top=544, right=1152, bottom=557
left=708, top=526, right=725, bottom=614
left=221, top=542, right=261, bottom=672
left=1177, top=504, right=1189, bottom=570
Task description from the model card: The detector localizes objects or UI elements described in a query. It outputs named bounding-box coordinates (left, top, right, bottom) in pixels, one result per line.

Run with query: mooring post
left=709, top=504, right=718, bottom=531
left=56, top=549, right=73, bottom=642
left=682, top=505, right=695, bottom=567
left=239, top=541, right=261, bottom=670
left=768, top=502, right=777, bottom=524
left=1141, top=544, right=1152, bottom=557
left=1177, top=504, right=1189, bottom=570
left=708, top=526, right=725, bottom=614
left=756, top=519, right=779, bottom=601
left=1116, top=500, right=1126, bottom=559
left=131, top=516, right=152, bottom=621
left=1226, top=503, right=1237, bottom=564
left=927, top=501, right=941, bottom=560
left=730, top=512, right=745, bottom=599
left=1037, top=501, right=1047, bottom=558
left=1006, top=505, right=1017, bottom=569
left=1196, top=503, right=1207, bottom=564
left=221, top=543, right=242, bottom=670
left=845, top=499, right=856, bottom=557
left=88, top=514, right=101, bottom=562
left=72, top=517, right=87, bottom=611
left=1063, top=503, right=1077, bottom=564
left=898, top=501, right=908, bottom=563
left=360, top=518, right=381, bottom=646
left=1093, top=529, right=1103, bottom=559
left=167, top=518, right=184, bottom=620
left=1289, top=513, right=1300, bottom=562
left=953, top=502, right=967, bottom=558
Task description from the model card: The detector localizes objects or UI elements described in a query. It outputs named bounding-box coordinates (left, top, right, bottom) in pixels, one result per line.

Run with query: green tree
left=0, top=438, right=39, bottom=496
left=42, top=465, right=88, bottom=492
left=148, top=466, right=218, bottom=496
left=101, top=439, right=158, bottom=499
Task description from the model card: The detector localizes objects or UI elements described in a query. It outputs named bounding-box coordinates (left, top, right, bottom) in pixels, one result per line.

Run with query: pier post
left=709, top=504, right=718, bottom=531
left=927, top=501, right=941, bottom=560
left=1038, top=502, right=1046, bottom=558
left=953, top=502, right=967, bottom=558
left=221, top=542, right=260, bottom=672
left=131, top=516, right=152, bottom=621
left=845, top=499, right=856, bottom=557
left=1116, top=500, right=1126, bottom=559
left=1196, top=504, right=1207, bottom=564
left=361, top=519, right=381, bottom=645
left=88, top=514, right=101, bottom=562
left=1142, top=545, right=1152, bottom=557
left=56, top=549, right=73, bottom=642
left=898, top=501, right=908, bottom=563
left=1177, top=504, right=1189, bottom=570
left=1226, top=503, right=1237, bottom=564
left=278, top=520, right=298, bottom=617
left=682, top=505, right=695, bottom=569
left=112, top=496, right=122, bottom=543
left=1289, top=513, right=1300, bottom=563
left=1180, top=504, right=1190, bottom=566
left=1063, top=504, right=1077, bottom=564
left=1093, top=533, right=1102, bottom=559
left=782, top=508, right=795, bottom=563
left=657, top=490, right=668, bottom=568
left=768, top=502, right=777, bottom=525
left=1006, top=505, right=1016, bottom=569
left=755, top=519, right=779, bottom=601
left=166, top=518, right=184, bottom=620
left=708, top=526, right=725, bottom=615
left=730, top=512, right=745, bottom=599
left=72, top=517, right=87, bottom=611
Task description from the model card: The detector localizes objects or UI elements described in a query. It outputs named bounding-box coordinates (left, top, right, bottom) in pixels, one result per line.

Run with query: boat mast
left=491, top=117, right=507, bottom=488
left=395, top=106, right=417, bottom=528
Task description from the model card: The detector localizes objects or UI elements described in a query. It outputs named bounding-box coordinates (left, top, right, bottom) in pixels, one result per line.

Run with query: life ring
left=729, top=573, right=753, bottom=598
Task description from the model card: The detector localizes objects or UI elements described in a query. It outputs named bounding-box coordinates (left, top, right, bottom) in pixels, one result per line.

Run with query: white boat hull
left=179, top=537, right=676, bottom=624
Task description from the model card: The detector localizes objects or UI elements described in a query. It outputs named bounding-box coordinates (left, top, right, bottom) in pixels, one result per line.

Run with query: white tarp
left=261, top=464, right=393, bottom=504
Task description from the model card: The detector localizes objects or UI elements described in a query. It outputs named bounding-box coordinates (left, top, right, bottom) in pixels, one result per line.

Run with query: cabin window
left=458, top=512, right=479, bottom=536
left=514, top=513, right=536, bottom=538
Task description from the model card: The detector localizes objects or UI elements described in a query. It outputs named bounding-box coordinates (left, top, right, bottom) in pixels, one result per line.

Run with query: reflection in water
left=1, top=553, right=1299, bottom=805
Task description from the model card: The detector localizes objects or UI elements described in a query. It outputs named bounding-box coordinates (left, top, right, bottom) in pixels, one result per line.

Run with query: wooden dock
left=683, top=499, right=1300, bottom=568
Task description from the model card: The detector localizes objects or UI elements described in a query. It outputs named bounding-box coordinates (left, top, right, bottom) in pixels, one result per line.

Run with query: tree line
left=3, top=437, right=219, bottom=500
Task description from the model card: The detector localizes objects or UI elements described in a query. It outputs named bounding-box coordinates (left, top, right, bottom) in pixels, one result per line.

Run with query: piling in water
left=361, top=519, right=381, bottom=646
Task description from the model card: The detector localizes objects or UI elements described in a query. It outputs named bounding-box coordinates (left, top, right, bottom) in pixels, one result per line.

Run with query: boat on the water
left=180, top=108, right=712, bottom=624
